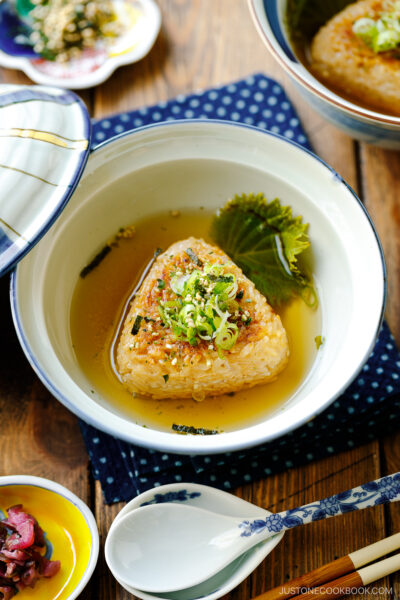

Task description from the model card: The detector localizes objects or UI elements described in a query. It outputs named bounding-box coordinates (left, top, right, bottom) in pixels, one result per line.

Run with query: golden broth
left=70, top=210, right=321, bottom=433
left=0, top=485, right=92, bottom=600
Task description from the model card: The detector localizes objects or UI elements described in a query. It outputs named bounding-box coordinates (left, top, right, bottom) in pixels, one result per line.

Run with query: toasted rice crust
left=116, top=237, right=289, bottom=400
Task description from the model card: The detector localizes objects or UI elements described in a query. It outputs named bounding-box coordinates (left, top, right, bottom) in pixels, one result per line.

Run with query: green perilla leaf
left=210, top=193, right=317, bottom=307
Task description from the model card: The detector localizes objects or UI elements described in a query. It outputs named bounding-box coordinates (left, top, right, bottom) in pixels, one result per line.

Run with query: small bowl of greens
left=249, top=0, right=400, bottom=148
left=10, top=120, right=385, bottom=454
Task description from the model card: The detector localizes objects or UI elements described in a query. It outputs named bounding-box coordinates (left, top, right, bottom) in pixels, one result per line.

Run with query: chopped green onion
left=163, top=374, right=169, bottom=383
left=215, top=322, right=238, bottom=350
left=352, top=17, right=377, bottom=42
left=157, top=278, right=166, bottom=289
left=353, top=9, right=400, bottom=52
left=157, top=259, right=249, bottom=355
left=374, top=28, right=400, bottom=51
left=171, top=273, right=190, bottom=295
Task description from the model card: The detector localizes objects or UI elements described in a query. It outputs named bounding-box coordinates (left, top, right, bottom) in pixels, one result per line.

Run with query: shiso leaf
left=210, top=193, right=316, bottom=307
left=287, top=0, right=353, bottom=41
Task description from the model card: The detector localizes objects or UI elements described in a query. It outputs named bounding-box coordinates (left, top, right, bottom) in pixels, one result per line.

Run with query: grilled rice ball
left=310, top=0, right=400, bottom=115
left=116, top=237, right=289, bottom=400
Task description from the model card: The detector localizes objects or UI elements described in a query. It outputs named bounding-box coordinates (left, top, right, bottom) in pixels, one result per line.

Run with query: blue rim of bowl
left=0, top=474, right=99, bottom=600
left=9, top=119, right=387, bottom=453
left=261, top=0, right=296, bottom=62
left=0, top=87, right=91, bottom=277
left=248, top=0, right=400, bottom=126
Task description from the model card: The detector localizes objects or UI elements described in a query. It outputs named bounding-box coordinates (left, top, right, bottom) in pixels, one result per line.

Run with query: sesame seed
left=28, top=0, right=122, bottom=62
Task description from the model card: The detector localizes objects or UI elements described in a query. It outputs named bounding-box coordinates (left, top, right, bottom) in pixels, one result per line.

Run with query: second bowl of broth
left=249, top=0, right=400, bottom=147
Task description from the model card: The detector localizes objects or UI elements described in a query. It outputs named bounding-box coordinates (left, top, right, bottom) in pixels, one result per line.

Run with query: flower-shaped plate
left=0, top=0, right=161, bottom=89
left=0, top=83, right=91, bottom=276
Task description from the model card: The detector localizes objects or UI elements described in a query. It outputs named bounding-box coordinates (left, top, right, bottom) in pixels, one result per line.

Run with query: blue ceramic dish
left=0, top=0, right=161, bottom=89
left=248, top=0, right=400, bottom=148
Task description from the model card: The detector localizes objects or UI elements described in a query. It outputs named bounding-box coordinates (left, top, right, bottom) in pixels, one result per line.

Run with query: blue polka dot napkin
left=80, top=74, right=400, bottom=504
left=91, top=74, right=310, bottom=148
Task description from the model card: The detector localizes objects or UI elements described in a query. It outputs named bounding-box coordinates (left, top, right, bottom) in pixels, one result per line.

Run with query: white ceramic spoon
left=109, top=482, right=284, bottom=600
left=105, top=472, right=400, bottom=594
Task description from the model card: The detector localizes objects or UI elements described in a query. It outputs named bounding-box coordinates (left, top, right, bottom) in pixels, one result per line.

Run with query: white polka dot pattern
left=91, top=73, right=312, bottom=150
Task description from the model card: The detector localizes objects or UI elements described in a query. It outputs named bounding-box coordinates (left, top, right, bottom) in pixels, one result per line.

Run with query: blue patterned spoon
left=105, top=472, right=400, bottom=594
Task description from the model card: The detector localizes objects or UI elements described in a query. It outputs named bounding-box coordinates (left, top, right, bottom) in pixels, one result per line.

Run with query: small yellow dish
left=0, top=476, right=99, bottom=600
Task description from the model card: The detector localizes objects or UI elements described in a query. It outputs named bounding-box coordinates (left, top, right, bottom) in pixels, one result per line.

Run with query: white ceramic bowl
left=249, top=0, right=400, bottom=148
left=105, top=482, right=284, bottom=600
left=11, top=120, right=385, bottom=454
left=0, top=474, right=99, bottom=600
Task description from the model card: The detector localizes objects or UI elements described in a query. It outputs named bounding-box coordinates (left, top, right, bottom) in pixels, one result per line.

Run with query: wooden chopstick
left=281, top=552, right=400, bottom=600
left=255, top=532, right=400, bottom=600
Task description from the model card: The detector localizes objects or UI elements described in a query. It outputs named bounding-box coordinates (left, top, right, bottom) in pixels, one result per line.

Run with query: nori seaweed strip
left=185, top=248, right=203, bottom=267
left=236, top=290, right=244, bottom=299
left=172, top=423, right=219, bottom=435
left=80, top=245, right=111, bottom=278
left=131, top=315, right=143, bottom=335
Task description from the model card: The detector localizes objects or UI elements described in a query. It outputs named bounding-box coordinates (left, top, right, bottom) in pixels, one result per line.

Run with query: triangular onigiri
left=116, top=237, right=289, bottom=400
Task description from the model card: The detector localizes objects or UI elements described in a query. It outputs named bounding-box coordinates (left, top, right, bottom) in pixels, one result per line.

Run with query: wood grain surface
left=0, top=2, right=399, bottom=600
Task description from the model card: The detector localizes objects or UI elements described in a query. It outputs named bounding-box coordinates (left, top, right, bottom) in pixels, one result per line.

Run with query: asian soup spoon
left=105, top=471, right=400, bottom=594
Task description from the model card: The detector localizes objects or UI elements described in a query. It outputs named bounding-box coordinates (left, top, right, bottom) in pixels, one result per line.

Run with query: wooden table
left=1, top=1, right=399, bottom=599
